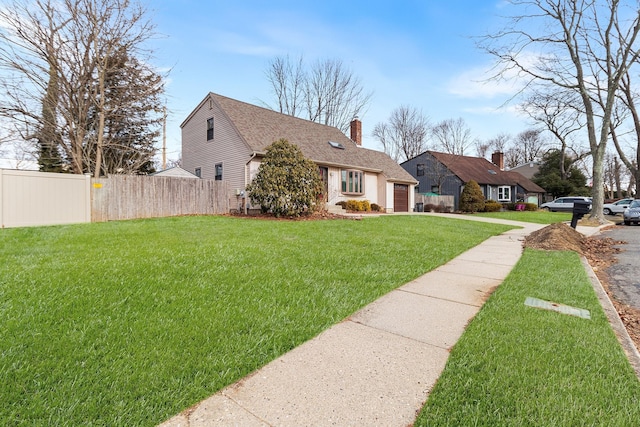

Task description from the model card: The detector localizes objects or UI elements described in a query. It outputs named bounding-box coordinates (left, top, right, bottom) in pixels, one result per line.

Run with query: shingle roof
left=208, top=93, right=416, bottom=183
left=429, top=151, right=545, bottom=193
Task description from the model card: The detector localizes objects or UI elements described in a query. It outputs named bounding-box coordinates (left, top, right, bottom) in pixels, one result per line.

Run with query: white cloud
left=210, top=30, right=283, bottom=57
left=447, top=65, right=524, bottom=99
left=447, top=50, right=545, bottom=99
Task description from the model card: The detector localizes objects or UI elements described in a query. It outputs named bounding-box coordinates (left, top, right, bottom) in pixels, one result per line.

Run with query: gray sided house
left=181, top=92, right=417, bottom=212
left=401, top=151, right=546, bottom=211
left=509, top=161, right=541, bottom=180
left=151, top=166, right=199, bottom=178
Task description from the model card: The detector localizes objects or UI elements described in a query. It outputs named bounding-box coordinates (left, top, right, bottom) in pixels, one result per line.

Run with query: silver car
left=603, top=198, right=634, bottom=215
left=623, top=200, right=640, bottom=225
left=540, top=196, right=592, bottom=212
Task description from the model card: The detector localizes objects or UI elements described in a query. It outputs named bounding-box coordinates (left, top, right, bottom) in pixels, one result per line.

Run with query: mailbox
left=573, top=200, right=591, bottom=215
left=570, top=200, right=591, bottom=228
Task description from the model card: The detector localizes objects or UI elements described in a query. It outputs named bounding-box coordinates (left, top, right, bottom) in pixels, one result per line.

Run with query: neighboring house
left=152, top=166, right=199, bottom=178
left=509, top=161, right=541, bottom=180
left=401, top=151, right=546, bottom=210
left=181, top=92, right=417, bottom=212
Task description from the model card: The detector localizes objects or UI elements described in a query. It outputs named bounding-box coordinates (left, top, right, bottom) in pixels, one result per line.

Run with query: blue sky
left=151, top=0, right=527, bottom=165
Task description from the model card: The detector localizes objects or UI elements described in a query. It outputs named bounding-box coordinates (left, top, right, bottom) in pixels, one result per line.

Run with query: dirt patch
left=524, top=222, right=640, bottom=351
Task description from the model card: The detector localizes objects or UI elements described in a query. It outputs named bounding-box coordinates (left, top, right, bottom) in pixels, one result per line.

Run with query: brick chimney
left=492, top=151, right=504, bottom=170
left=350, top=118, right=362, bottom=146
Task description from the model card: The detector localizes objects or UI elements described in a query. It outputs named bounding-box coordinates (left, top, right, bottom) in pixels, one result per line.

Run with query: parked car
left=603, top=198, right=634, bottom=215
left=623, top=200, right=640, bottom=225
left=540, top=196, right=592, bottom=212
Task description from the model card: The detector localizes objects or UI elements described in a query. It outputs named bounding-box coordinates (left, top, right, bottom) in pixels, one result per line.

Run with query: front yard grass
left=473, top=210, right=572, bottom=224
left=416, top=248, right=640, bottom=426
left=0, top=215, right=512, bottom=426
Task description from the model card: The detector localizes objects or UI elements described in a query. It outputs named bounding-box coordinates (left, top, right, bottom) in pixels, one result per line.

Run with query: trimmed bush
left=371, top=203, right=382, bottom=212
left=459, top=180, right=485, bottom=213
left=345, top=199, right=371, bottom=212
left=524, top=202, right=538, bottom=211
left=483, top=200, right=503, bottom=212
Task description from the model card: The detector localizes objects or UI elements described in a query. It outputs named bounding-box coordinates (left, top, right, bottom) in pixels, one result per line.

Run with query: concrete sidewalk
left=158, top=217, right=595, bottom=427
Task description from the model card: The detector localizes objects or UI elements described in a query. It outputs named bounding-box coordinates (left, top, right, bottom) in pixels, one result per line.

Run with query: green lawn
left=472, top=210, right=572, bottom=224
left=0, top=215, right=512, bottom=426
left=416, top=249, right=640, bottom=426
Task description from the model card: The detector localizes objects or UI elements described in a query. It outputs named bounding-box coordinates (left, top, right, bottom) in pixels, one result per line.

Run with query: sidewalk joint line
left=396, top=288, right=483, bottom=308
left=347, top=318, right=455, bottom=351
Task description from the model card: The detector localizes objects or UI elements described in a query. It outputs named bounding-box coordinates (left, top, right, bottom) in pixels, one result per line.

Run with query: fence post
left=0, top=169, right=4, bottom=228
left=84, top=174, right=91, bottom=222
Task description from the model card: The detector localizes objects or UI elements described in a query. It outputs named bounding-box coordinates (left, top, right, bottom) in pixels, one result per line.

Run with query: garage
left=393, top=183, right=409, bottom=212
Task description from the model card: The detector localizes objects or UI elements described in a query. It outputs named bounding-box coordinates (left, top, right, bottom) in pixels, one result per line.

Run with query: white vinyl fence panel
left=0, top=169, right=91, bottom=228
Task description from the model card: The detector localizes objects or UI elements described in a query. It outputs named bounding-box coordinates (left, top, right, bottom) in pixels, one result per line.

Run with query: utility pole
left=162, top=106, right=167, bottom=170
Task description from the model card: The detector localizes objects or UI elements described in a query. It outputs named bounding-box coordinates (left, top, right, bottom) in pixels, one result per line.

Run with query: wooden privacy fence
left=91, top=175, right=229, bottom=222
left=414, top=194, right=455, bottom=212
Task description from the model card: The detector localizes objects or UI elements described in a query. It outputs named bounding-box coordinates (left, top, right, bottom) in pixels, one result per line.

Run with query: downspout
left=244, top=152, right=258, bottom=215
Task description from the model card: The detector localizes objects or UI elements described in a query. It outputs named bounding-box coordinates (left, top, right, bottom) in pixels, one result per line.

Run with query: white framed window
left=498, top=186, right=511, bottom=201
left=341, top=169, right=364, bottom=195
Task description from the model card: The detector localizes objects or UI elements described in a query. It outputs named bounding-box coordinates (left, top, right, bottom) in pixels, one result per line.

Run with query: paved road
left=601, top=221, right=640, bottom=310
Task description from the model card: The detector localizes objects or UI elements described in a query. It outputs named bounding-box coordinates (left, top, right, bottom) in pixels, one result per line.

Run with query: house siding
left=363, top=173, right=378, bottom=205
left=383, top=182, right=394, bottom=212
left=181, top=95, right=253, bottom=206
left=402, top=151, right=544, bottom=210
left=402, top=152, right=464, bottom=209
left=377, top=177, right=387, bottom=211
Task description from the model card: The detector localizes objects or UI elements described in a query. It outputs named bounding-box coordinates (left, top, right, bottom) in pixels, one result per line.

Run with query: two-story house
left=181, top=93, right=417, bottom=212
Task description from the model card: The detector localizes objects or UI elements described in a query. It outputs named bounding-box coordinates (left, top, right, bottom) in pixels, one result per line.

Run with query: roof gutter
left=248, top=153, right=384, bottom=174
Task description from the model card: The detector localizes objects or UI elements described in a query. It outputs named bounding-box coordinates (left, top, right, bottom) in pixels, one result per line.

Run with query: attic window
left=328, top=141, right=344, bottom=149
left=488, top=169, right=497, bottom=175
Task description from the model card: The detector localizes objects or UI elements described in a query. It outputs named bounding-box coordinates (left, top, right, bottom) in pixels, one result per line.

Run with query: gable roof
left=428, top=151, right=545, bottom=193
left=184, top=93, right=416, bottom=183
left=508, top=161, right=540, bottom=180
left=151, top=166, right=199, bottom=178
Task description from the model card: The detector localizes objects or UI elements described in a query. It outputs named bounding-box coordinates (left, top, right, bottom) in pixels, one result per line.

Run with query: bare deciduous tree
left=603, top=152, right=623, bottom=199
left=510, top=129, right=547, bottom=166
left=265, top=56, right=372, bottom=134
left=474, top=140, right=492, bottom=158
left=611, top=70, right=640, bottom=192
left=481, top=133, right=512, bottom=159
left=265, top=55, right=305, bottom=118
left=425, top=159, right=454, bottom=195
left=0, top=0, right=165, bottom=176
left=481, top=0, right=640, bottom=222
left=372, top=105, right=430, bottom=162
left=431, top=117, right=472, bottom=155
left=520, top=89, right=588, bottom=180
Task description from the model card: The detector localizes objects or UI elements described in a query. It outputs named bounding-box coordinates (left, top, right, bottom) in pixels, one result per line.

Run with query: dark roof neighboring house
left=429, top=151, right=546, bottom=193
left=193, top=93, right=416, bottom=183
